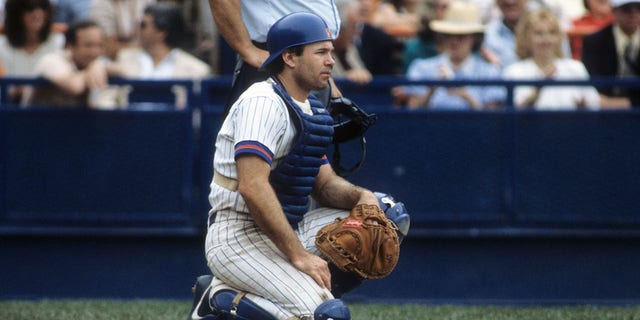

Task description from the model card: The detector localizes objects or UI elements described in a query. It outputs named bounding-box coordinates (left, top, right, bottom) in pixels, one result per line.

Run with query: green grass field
left=2, top=300, right=640, bottom=320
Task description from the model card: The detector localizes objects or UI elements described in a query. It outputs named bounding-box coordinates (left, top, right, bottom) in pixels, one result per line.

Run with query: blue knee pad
left=314, top=299, right=351, bottom=320
left=210, top=289, right=278, bottom=320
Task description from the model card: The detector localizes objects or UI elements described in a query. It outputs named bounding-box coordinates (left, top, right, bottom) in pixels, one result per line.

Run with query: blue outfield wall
left=1, top=77, right=640, bottom=303
left=4, top=235, right=640, bottom=304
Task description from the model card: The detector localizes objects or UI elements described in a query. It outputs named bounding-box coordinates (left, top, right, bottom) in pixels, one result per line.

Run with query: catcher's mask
left=327, top=96, right=377, bottom=177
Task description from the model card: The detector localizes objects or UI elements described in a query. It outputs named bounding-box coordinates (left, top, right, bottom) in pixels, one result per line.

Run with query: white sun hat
left=429, top=1, right=485, bottom=35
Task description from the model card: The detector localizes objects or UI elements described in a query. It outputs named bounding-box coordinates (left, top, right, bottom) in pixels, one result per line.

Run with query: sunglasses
left=619, top=2, right=640, bottom=12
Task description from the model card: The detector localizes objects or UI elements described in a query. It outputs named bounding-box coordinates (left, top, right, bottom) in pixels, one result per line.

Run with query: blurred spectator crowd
left=0, top=0, right=638, bottom=110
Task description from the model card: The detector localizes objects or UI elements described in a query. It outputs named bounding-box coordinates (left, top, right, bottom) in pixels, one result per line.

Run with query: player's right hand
left=291, top=252, right=332, bottom=291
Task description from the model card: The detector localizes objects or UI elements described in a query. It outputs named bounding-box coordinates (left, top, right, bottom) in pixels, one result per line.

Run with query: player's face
left=71, top=26, right=105, bottom=69
left=294, top=41, right=335, bottom=91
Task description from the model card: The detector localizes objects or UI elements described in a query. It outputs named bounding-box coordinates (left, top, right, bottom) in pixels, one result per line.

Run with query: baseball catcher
left=187, top=12, right=410, bottom=320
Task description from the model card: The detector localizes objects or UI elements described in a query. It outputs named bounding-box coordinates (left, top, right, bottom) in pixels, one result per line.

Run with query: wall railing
left=1, top=76, right=639, bottom=238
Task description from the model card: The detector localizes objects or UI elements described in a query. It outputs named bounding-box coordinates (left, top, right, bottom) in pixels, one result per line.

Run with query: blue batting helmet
left=259, top=12, right=334, bottom=70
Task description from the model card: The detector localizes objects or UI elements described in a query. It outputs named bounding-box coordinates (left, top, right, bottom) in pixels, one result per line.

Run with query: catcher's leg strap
left=211, top=289, right=278, bottom=320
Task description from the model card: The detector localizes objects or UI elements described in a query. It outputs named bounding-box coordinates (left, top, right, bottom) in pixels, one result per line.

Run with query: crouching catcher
left=187, top=12, right=409, bottom=320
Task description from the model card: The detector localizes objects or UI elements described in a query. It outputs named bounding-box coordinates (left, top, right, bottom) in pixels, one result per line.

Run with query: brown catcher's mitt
left=315, top=204, right=400, bottom=279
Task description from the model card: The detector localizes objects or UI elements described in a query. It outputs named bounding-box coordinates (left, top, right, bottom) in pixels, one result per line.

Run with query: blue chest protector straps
left=269, top=77, right=334, bottom=228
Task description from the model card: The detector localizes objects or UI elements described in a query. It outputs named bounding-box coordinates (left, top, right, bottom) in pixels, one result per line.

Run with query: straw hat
left=429, top=1, right=484, bottom=35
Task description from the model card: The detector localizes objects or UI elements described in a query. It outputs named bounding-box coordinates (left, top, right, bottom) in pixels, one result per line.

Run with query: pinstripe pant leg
left=205, top=210, right=333, bottom=319
left=296, top=207, right=350, bottom=255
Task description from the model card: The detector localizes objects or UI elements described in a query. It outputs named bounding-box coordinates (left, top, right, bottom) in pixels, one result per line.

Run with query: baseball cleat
left=187, top=274, right=218, bottom=320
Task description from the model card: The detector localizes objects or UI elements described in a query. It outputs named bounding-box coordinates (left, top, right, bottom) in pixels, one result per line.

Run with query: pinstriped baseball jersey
left=209, top=78, right=313, bottom=215
left=205, top=78, right=348, bottom=319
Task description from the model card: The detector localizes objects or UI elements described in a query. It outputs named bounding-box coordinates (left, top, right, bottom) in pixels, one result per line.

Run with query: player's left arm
left=311, top=163, right=378, bottom=209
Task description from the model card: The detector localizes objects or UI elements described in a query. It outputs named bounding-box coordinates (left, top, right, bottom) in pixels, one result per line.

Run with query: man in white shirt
left=114, top=2, right=211, bottom=79
left=113, top=2, right=211, bottom=108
